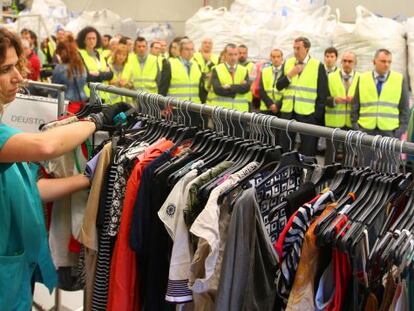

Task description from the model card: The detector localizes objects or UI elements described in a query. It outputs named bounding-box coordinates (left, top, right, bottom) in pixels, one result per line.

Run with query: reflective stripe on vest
left=260, top=65, right=283, bottom=110
left=207, top=63, right=249, bottom=112
left=325, top=70, right=360, bottom=128
left=358, top=71, right=402, bottom=131
left=130, top=54, right=159, bottom=93
left=167, top=58, right=201, bottom=103
left=79, top=49, right=110, bottom=100
left=282, top=57, right=319, bottom=115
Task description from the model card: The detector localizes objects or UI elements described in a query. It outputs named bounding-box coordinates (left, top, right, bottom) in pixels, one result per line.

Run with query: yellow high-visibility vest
left=167, top=58, right=202, bottom=103
left=358, top=71, right=402, bottom=131
left=325, top=70, right=360, bottom=128
left=260, top=65, right=284, bottom=110
left=281, top=57, right=319, bottom=115
left=207, top=63, right=249, bottom=112
left=78, top=49, right=111, bottom=101
left=129, top=54, right=160, bottom=93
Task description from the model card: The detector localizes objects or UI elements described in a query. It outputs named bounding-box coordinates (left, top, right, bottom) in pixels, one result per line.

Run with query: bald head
left=201, top=37, right=213, bottom=53
left=341, top=51, right=357, bottom=74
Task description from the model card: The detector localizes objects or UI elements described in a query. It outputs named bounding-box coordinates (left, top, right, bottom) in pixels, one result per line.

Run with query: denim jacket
left=52, top=64, right=88, bottom=102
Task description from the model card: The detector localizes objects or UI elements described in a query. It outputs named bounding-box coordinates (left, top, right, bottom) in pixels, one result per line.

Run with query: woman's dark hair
left=168, top=37, right=182, bottom=58
left=0, top=28, right=26, bottom=73
left=20, top=28, right=38, bottom=47
left=56, top=34, right=85, bottom=79
left=76, top=26, right=102, bottom=50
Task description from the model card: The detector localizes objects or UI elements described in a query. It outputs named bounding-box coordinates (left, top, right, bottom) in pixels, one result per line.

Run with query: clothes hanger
left=312, top=127, right=342, bottom=188
left=254, top=119, right=314, bottom=191
left=76, top=83, right=103, bottom=118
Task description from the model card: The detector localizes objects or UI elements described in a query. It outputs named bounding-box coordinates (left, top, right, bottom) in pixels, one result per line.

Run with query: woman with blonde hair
left=108, top=43, right=133, bottom=104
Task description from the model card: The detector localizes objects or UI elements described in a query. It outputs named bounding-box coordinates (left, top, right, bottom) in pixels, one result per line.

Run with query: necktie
left=185, top=62, right=191, bottom=75
left=273, top=69, right=279, bottom=87
left=229, top=66, right=235, bottom=79
left=343, top=74, right=351, bottom=93
left=376, top=75, right=386, bottom=96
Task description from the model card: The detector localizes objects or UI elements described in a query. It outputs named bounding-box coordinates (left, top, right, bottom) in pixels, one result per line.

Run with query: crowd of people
left=17, top=26, right=410, bottom=161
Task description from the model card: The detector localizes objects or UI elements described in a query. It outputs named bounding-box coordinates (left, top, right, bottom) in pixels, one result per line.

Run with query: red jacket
left=27, top=50, right=41, bottom=81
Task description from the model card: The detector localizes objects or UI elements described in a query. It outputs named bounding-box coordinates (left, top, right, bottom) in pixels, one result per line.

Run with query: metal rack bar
left=90, top=83, right=414, bottom=156
left=24, top=80, right=66, bottom=117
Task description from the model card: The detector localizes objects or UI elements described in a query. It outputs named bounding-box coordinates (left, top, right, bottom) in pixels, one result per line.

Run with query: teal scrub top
left=0, top=123, right=57, bottom=311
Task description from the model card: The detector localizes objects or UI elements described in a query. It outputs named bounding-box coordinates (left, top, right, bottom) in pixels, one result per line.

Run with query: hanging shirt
left=0, top=123, right=57, bottom=310
left=158, top=169, right=200, bottom=303
left=285, top=203, right=337, bottom=311
left=216, top=187, right=279, bottom=311
left=189, top=162, right=259, bottom=295
left=106, top=139, right=174, bottom=311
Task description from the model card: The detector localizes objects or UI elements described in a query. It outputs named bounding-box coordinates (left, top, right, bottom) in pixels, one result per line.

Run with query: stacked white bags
left=185, top=0, right=332, bottom=61
left=332, top=6, right=407, bottom=76
left=405, top=18, right=414, bottom=92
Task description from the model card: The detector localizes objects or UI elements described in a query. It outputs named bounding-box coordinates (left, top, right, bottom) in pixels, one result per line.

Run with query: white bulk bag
left=185, top=6, right=236, bottom=53
left=65, top=9, right=122, bottom=36
left=272, top=6, right=333, bottom=62
left=405, top=17, right=414, bottom=91
left=332, top=6, right=406, bottom=76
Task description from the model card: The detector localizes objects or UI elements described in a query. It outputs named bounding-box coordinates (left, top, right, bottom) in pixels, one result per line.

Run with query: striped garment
left=276, top=191, right=334, bottom=302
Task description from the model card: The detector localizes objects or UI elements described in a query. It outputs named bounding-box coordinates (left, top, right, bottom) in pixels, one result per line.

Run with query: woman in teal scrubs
left=0, top=28, right=129, bottom=310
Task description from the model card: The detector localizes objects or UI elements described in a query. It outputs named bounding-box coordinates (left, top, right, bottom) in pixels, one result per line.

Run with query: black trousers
left=278, top=112, right=319, bottom=156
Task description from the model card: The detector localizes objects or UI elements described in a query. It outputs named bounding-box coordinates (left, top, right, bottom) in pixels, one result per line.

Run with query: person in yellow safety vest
left=158, top=39, right=169, bottom=59
left=129, top=36, right=161, bottom=94
left=259, top=48, right=284, bottom=114
left=150, top=40, right=166, bottom=72
left=276, top=36, right=328, bottom=156
left=98, top=34, right=112, bottom=61
left=351, top=48, right=410, bottom=164
left=208, top=43, right=251, bottom=113
left=168, top=37, right=181, bottom=59
left=159, top=39, right=204, bottom=126
left=76, top=26, right=113, bottom=102
left=108, top=44, right=134, bottom=104
left=324, top=51, right=360, bottom=164
left=193, top=37, right=219, bottom=74
left=324, top=47, right=339, bottom=75
left=238, top=44, right=256, bottom=109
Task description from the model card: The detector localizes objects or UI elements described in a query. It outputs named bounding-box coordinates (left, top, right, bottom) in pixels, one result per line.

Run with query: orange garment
left=107, top=139, right=174, bottom=311
left=286, top=203, right=336, bottom=311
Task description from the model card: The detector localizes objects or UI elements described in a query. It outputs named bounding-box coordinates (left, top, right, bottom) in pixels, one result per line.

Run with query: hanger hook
left=229, top=109, right=236, bottom=137
left=358, top=132, right=367, bottom=167
left=399, top=139, right=406, bottom=174
left=330, top=128, right=340, bottom=164
left=199, top=104, right=205, bottom=130
left=239, top=111, right=246, bottom=139
left=286, top=119, right=295, bottom=151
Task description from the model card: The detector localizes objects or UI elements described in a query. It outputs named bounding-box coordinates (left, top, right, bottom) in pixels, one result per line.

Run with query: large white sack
left=271, top=6, right=333, bottom=62
left=119, top=18, right=139, bottom=39
left=14, top=0, right=70, bottom=39
left=185, top=6, right=237, bottom=53
left=231, top=0, right=327, bottom=14
left=332, top=6, right=407, bottom=76
left=405, top=17, right=414, bottom=91
left=65, top=9, right=122, bottom=36
left=137, top=23, right=174, bottom=42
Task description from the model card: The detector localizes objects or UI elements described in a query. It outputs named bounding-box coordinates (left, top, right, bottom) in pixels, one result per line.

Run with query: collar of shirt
left=137, top=54, right=147, bottom=64
left=273, top=65, right=282, bottom=72
left=180, top=57, right=192, bottom=67
left=341, top=69, right=354, bottom=82
left=226, top=63, right=237, bottom=72
left=374, top=70, right=389, bottom=80
left=325, top=65, right=337, bottom=73
left=296, top=54, right=310, bottom=65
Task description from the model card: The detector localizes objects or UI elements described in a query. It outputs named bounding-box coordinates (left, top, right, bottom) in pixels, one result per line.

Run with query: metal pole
left=57, top=90, right=65, bottom=117
left=24, top=80, right=67, bottom=92
left=89, top=83, right=414, bottom=156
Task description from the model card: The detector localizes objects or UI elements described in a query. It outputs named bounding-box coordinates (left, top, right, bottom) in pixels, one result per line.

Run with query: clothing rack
left=24, top=79, right=67, bottom=117
left=89, top=82, right=414, bottom=156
